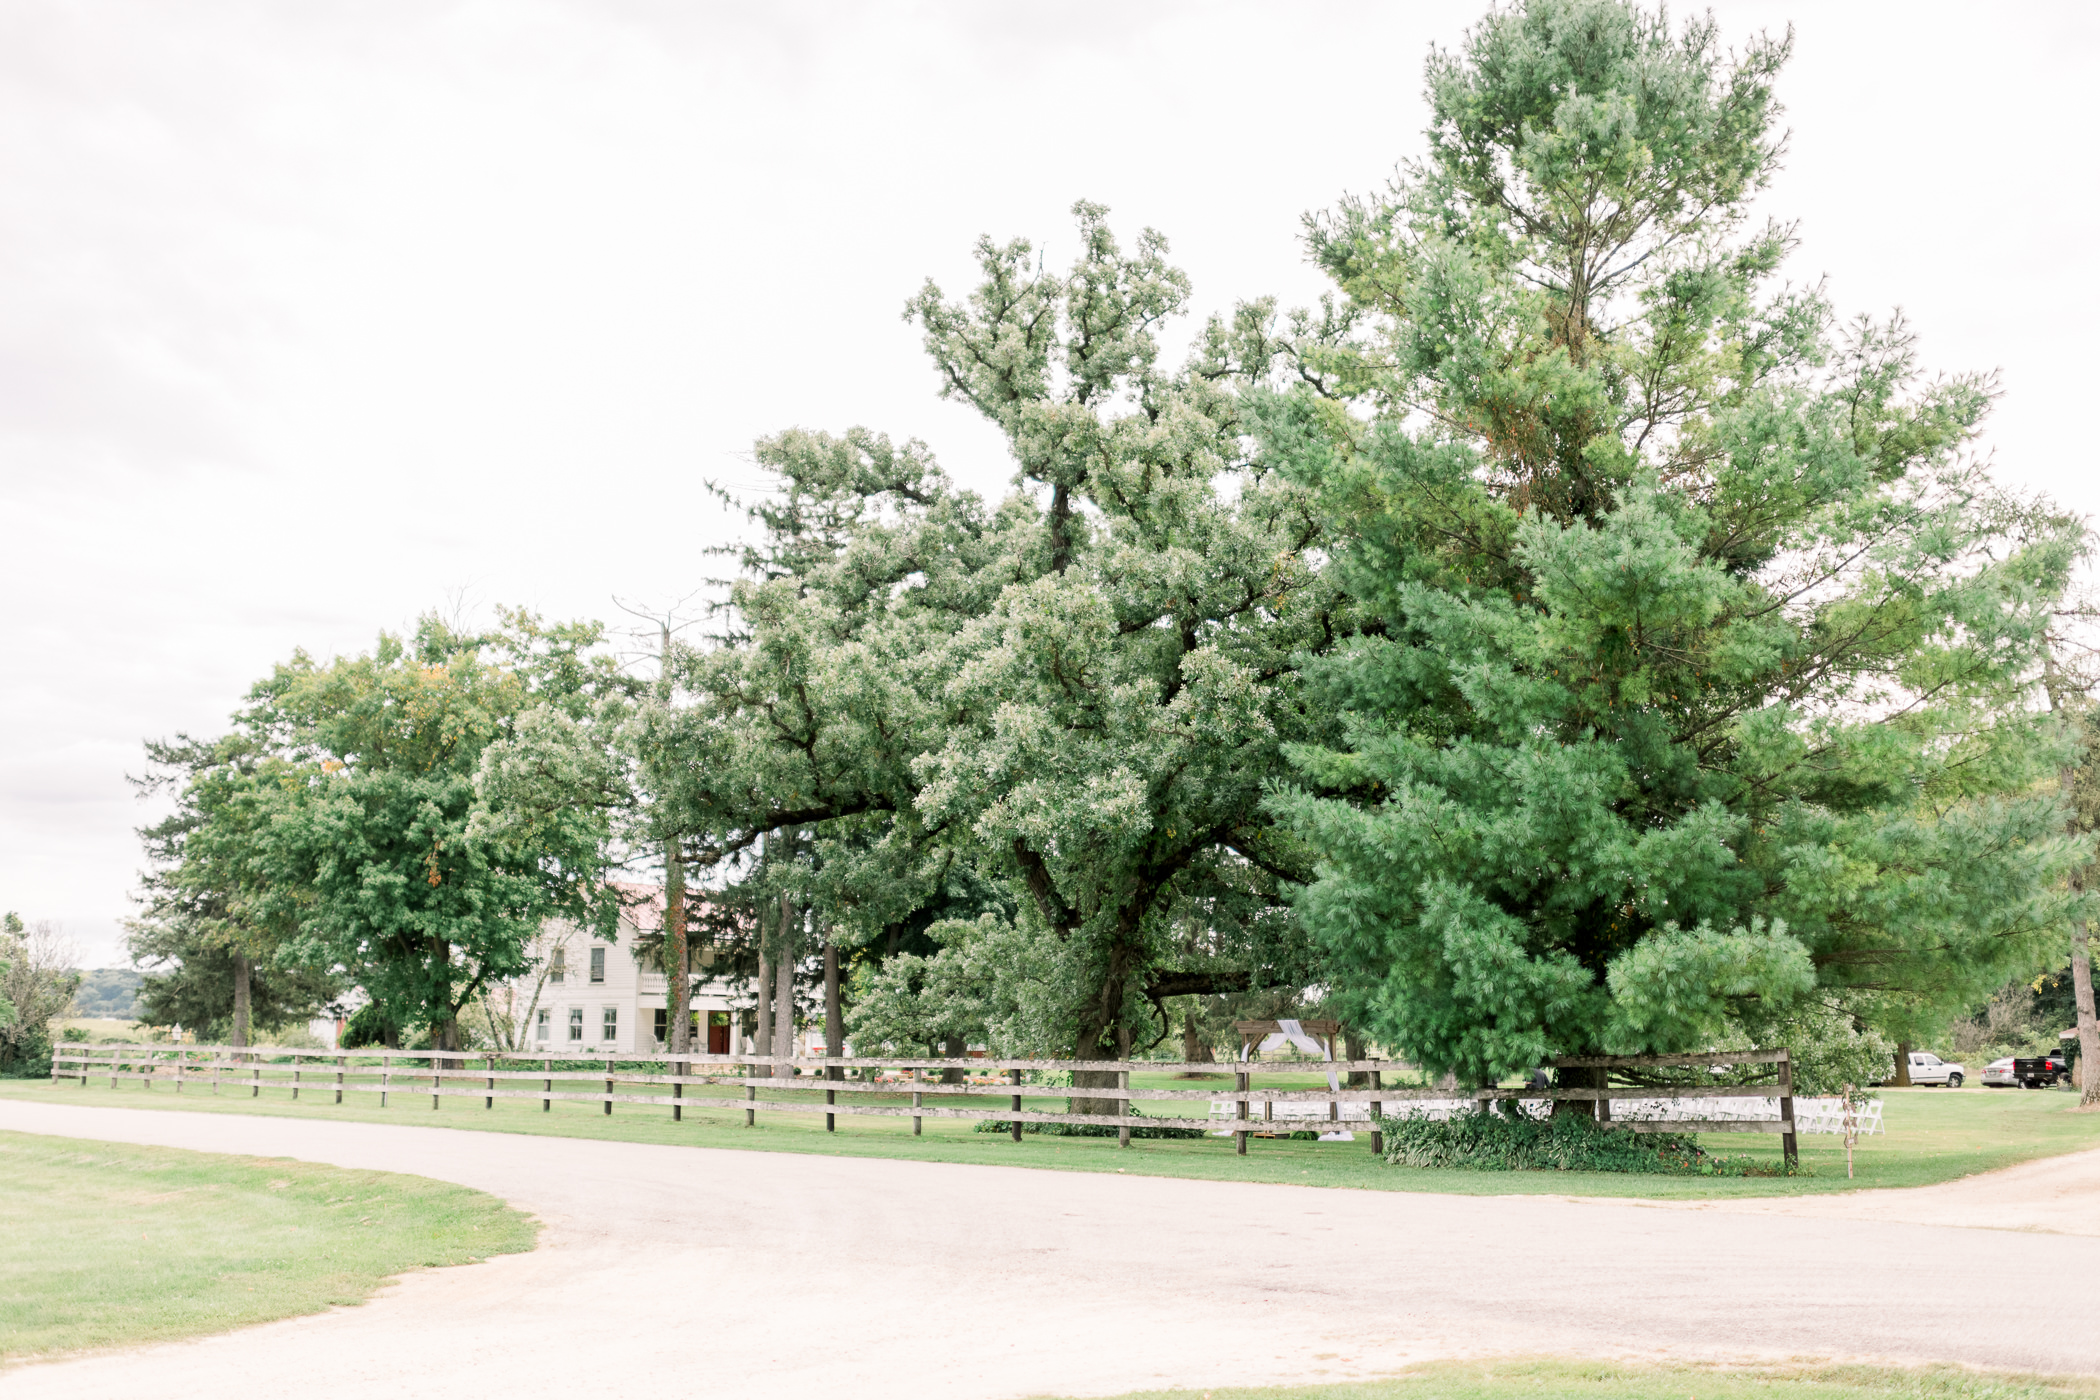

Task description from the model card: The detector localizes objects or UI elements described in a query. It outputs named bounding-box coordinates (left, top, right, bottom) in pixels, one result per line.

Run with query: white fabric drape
left=1239, top=1017, right=1340, bottom=1092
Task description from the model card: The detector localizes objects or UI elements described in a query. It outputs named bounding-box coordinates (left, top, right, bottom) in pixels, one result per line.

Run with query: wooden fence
left=47, top=1044, right=1795, bottom=1162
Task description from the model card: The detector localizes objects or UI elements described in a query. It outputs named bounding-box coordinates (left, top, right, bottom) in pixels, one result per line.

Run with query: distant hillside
left=71, top=967, right=142, bottom=1020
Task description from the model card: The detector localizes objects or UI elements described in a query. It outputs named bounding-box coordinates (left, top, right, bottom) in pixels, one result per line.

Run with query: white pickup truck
left=1904, top=1051, right=1965, bottom=1087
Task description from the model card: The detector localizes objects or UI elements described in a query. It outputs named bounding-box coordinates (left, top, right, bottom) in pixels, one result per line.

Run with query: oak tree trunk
left=1181, top=1009, right=1213, bottom=1064
left=940, top=1035, right=966, bottom=1085
left=1892, top=1043, right=1913, bottom=1087
left=1067, top=942, right=1135, bottom=1116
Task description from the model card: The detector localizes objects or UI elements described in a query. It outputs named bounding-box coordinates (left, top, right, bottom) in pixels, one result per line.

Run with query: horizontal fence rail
left=48, top=1044, right=1803, bottom=1162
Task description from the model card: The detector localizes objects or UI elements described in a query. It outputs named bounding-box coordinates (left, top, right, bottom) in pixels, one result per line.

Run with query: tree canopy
left=129, top=0, right=2094, bottom=1083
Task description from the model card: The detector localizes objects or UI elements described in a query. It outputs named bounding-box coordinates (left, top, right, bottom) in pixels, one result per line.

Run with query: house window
left=568, top=1007, right=583, bottom=1042
left=652, top=1009, right=698, bottom=1044
left=548, top=947, right=566, bottom=984
left=602, top=1006, right=618, bottom=1042
left=589, top=947, right=606, bottom=984
left=535, top=1008, right=550, bottom=1042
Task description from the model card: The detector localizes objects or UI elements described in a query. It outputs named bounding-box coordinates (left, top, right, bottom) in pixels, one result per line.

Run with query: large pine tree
left=1268, top=0, right=2089, bottom=1082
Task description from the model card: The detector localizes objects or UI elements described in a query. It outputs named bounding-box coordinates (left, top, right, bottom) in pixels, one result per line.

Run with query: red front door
left=708, top=1019, right=730, bottom=1054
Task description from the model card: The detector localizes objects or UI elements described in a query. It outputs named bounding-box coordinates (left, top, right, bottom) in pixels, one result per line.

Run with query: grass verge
left=0, top=1128, right=536, bottom=1363
left=1054, top=1356, right=2100, bottom=1399
left=3, top=1075, right=2094, bottom=1200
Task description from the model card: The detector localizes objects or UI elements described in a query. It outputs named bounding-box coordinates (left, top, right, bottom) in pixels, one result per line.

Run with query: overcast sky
left=3, top=1, right=2094, bottom=967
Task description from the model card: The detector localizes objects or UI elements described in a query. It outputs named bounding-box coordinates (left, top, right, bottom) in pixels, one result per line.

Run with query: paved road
left=4, top=1099, right=2097, bottom=1396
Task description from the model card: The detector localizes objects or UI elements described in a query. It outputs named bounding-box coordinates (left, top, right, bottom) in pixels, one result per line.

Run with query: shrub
left=1380, top=1107, right=1780, bottom=1174
left=973, top=1106, right=1206, bottom=1140
left=0, top=1026, right=54, bottom=1079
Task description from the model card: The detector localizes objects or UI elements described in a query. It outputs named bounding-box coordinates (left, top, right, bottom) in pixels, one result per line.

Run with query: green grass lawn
left=0, top=1129, right=536, bottom=1363
left=4, top=1071, right=2094, bottom=1199
left=1057, top=1358, right=2100, bottom=1400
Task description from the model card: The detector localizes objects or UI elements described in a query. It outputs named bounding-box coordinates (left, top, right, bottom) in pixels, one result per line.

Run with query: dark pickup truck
left=1985, top=1052, right=2072, bottom=1089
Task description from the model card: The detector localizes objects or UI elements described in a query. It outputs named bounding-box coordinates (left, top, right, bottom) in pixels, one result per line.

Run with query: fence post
left=1779, top=1050, right=1798, bottom=1168
left=912, top=1088, right=922, bottom=1136
left=1009, top=1068, right=1023, bottom=1143
left=251, top=1049, right=260, bottom=1098
left=604, top=1065, right=613, bottom=1116
left=172, top=1050, right=184, bottom=1095
left=745, top=1078, right=756, bottom=1127
left=1235, top=1068, right=1249, bottom=1156
left=335, top=1054, right=345, bottom=1105
left=380, top=1058, right=389, bottom=1109
left=432, top=1053, right=442, bottom=1111
left=1369, top=1067, right=1383, bottom=1156
left=209, top=1050, right=219, bottom=1095
left=1117, top=1067, right=1130, bottom=1149
left=485, top=1054, right=494, bottom=1110
left=825, top=1077, right=836, bottom=1133
left=292, top=1062, right=300, bottom=1101
left=673, top=1056, right=684, bottom=1123
left=543, top=1057, right=552, bottom=1113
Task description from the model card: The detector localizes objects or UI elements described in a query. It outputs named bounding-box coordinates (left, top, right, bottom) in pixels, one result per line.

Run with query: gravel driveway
left=4, top=1098, right=2096, bottom=1395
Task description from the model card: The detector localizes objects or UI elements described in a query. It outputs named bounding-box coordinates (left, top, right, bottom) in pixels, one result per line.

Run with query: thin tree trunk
left=1345, top=1030, right=1368, bottom=1088
left=231, top=953, right=251, bottom=1049
left=665, top=839, right=690, bottom=1055
left=1892, top=1042, right=1913, bottom=1088
left=774, top=891, right=797, bottom=1071
left=755, top=944, right=773, bottom=1080
left=427, top=936, right=461, bottom=1053
left=2043, top=649, right=2099, bottom=1105
left=823, top=935, right=842, bottom=1082
left=2073, top=917, right=2100, bottom=1108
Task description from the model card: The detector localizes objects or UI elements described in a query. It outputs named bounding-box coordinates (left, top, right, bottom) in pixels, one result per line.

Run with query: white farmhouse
left=527, top=885, right=771, bottom=1057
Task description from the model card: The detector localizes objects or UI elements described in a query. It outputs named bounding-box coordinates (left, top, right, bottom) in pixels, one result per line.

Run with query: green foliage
left=233, top=611, right=625, bottom=1050
left=129, top=925, right=336, bottom=1037
left=340, top=1001, right=409, bottom=1050
left=1270, top=0, right=2090, bottom=1082
left=0, top=914, right=14, bottom=1032
left=0, top=915, right=78, bottom=1075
